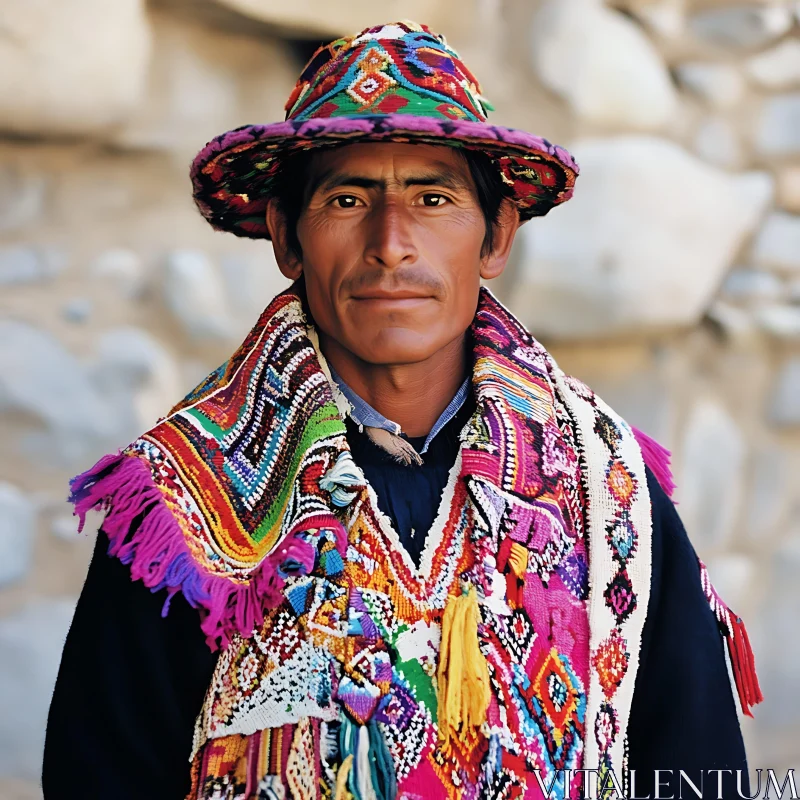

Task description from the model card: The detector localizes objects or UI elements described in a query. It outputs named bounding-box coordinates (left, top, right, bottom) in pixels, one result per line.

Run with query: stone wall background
left=0, top=0, right=798, bottom=795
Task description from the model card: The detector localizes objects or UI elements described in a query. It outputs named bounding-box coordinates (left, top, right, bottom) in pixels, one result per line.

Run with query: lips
left=351, top=289, right=433, bottom=301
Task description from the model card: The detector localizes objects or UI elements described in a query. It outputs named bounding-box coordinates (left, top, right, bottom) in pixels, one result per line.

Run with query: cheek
left=296, top=220, right=358, bottom=337
left=420, top=216, right=485, bottom=299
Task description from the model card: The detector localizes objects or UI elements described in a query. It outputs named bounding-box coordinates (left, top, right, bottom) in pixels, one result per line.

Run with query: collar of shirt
left=328, top=365, right=472, bottom=455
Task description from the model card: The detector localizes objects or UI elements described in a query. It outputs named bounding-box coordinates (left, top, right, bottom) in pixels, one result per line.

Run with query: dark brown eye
left=421, top=194, right=448, bottom=207
left=333, top=195, right=359, bottom=208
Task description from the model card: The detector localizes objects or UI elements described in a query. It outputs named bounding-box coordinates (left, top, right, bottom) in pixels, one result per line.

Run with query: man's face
left=274, top=142, right=506, bottom=366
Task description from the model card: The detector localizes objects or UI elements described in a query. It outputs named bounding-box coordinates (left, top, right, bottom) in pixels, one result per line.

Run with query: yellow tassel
left=437, top=581, right=491, bottom=751
left=507, top=542, right=529, bottom=580
left=335, top=754, right=354, bottom=800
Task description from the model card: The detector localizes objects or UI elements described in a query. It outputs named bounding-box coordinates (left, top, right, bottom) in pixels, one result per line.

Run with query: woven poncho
left=70, top=286, right=760, bottom=800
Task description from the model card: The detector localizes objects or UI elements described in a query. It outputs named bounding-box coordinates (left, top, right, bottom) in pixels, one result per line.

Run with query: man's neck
left=319, top=332, right=469, bottom=438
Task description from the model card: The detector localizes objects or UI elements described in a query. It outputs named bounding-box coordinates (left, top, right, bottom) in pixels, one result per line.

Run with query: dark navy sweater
left=42, top=405, right=749, bottom=799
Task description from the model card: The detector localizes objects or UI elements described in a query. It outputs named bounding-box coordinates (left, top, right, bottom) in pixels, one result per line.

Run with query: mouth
left=351, top=289, right=434, bottom=301
left=350, top=292, right=434, bottom=312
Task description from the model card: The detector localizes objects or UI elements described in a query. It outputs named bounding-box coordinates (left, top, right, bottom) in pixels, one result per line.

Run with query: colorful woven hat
left=191, top=20, right=579, bottom=239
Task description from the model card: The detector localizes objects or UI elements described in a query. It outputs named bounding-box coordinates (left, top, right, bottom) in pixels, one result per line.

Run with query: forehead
left=306, top=141, right=471, bottom=181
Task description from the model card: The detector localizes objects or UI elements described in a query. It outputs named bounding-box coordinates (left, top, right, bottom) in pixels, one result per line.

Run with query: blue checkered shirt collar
left=328, top=365, right=471, bottom=455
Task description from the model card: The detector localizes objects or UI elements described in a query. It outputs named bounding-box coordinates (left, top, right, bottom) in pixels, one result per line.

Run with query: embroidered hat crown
left=284, top=21, right=491, bottom=123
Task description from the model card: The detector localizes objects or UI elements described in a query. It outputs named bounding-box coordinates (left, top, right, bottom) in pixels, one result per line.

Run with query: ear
left=480, top=199, right=520, bottom=281
left=265, top=199, right=303, bottom=280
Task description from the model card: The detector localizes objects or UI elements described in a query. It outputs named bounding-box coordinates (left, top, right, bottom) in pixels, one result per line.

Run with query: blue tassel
left=337, top=717, right=397, bottom=800
left=320, top=452, right=364, bottom=507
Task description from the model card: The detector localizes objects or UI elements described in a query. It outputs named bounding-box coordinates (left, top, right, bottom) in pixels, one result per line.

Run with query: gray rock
left=746, top=444, right=794, bottom=540
left=0, top=248, right=40, bottom=286
left=693, top=116, right=744, bottom=169
left=90, top=248, right=146, bottom=300
left=721, top=268, right=784, bottom=303
left=0, top=167, right=47, bottom=234
left=111, top=15, right=296, bottom=159
left=689, top=5, right=792, bottom=49
left=529, top=0, right=678, bottom=129
left=0, top=0, right=151, bottom=137
left=756, top=93, right=800, bottom=156
left=220, top=252, right=289, bottom=335
left=0, top=246, right=67, bottom=286
left=91, top=326, right=181, bottom=433
left=0, top=483, right=35, bottom=588
left=677, top=399, right=746, bottom=549
left=746, top=39, right=800, bottom=89
left=583, top=348, right=674, bottom=444
left=755, top=304, right=800, bottom=340
left=61, top=296, right=92, bottom=324
left=162, top=250, right=235, bottom=342
left=0, top=321, right=124, bottom=466
left=749, top=535, right=800, bottom=726
left=0, top=599, right=76, bottom=780
left=770, top=356, right=800, bottom=425
left=752, top=211, right=800, bottom=271
left=676, top=62, right=744, bottom=109
left=706, top=300, right=760, bottom=345
left=93, top=327, right=167, bottom=392
left=631, top=0, right=686, bottom=39
left=511, top=136, right=773, bottom=339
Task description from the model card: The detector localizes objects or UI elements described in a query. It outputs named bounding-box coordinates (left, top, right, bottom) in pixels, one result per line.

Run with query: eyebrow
left=310, top=168, right=473, bottom=196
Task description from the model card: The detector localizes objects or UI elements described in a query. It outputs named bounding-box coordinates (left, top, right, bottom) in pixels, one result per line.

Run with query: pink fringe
left=69, top=453, right=346, bottom=651
left=632, top=426, right=676, bottom=499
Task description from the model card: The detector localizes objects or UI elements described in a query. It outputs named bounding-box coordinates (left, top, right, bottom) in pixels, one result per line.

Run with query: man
left=44, top=21, right=761, bottom=800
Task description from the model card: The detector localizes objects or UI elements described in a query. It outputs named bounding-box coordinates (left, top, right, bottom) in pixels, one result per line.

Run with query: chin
left=349, top=327, right=446, bottom=366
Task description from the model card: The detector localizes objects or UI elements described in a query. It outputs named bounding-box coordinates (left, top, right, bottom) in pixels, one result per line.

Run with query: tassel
left=320, top=451, right=365, bottom=507
left=726, top=614, right=764, bottom=718
left=335, top=755, right=355, bottom=800
left=632, top=426, right=676, bottom=499
left=337, top=717, right=397, bottom=800
left=437, top=581, right=492, bottom=751
left=367, top=719, right=397, bottom=800
left=364, top=427, right=423, bottom=466
left=507, top=541, right=529, bottom=579
left=356, top=725, right=378, bottom=800
left=497, top=537, right=527, bottom=608
left=698, top=559, right=764, bottom=717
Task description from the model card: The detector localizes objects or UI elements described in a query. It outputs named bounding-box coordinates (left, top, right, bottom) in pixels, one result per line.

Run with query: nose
left=363, top=198, right=418, bottom=270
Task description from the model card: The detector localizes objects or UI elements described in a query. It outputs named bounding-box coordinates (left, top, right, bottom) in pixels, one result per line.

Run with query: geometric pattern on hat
left=190, top=20, right=579, bottom=239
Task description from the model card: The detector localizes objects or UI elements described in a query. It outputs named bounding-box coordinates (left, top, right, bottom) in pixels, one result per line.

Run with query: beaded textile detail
left=119, top=286, right=647, bottom=799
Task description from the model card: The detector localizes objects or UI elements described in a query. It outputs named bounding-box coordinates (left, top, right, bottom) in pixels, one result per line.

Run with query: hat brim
left=190, top=114, right=579, bottom=239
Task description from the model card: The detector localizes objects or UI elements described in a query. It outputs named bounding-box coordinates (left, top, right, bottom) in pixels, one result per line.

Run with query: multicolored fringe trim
left=69, top=451, right=347, bottom=652
left=699, top=560, right=764, bottom=717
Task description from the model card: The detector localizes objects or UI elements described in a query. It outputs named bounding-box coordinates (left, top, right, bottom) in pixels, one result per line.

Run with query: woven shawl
left=70, top=285, right=703, bottom=797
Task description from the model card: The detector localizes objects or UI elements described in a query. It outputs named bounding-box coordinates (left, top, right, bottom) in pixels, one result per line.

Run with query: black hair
left=271, top=145, right=510, bottom=259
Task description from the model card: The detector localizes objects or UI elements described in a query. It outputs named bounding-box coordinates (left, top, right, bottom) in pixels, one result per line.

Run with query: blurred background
left=0, top=0, right=798, bottom=795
